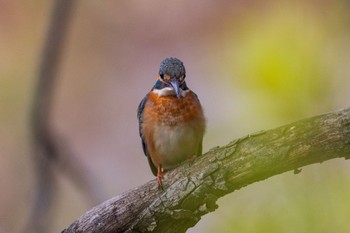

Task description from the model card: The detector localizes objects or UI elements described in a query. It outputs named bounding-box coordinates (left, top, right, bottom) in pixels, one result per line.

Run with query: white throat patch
left=153, top=87, right=189, bottom=97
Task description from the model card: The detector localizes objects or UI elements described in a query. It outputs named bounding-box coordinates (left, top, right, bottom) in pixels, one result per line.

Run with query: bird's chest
left=142, top=92, right=204, bottom=169
left=143, top=91, right=201, bottom=125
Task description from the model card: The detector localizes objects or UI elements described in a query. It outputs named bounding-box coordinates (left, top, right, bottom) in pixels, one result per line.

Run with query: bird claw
left=157, top=165, right=164, bottom=189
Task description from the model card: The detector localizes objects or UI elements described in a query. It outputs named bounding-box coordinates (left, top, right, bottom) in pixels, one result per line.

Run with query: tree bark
left=62, top=107, right=350, bottom=233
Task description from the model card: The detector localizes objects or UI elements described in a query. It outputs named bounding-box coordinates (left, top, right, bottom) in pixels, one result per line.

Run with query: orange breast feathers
left=141, top=90, right=206, bottom=171
left=143, top=91, right=205, bottom=127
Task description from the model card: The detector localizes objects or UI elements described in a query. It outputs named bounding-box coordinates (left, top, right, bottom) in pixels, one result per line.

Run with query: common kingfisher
left=137, top=57, right=206, bottom=187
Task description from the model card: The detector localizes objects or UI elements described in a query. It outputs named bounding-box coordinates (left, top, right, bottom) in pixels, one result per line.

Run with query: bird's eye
left=159, top=74, right=164, bottom=79
left=163, top=75, right=171, bottom=81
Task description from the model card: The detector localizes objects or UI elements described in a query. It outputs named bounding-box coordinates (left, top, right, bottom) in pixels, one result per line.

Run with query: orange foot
left=157, top=165, right=164, bottom=189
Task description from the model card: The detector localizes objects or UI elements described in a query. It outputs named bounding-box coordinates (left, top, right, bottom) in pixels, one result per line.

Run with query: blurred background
left=1, top=0, right=350, bottom=232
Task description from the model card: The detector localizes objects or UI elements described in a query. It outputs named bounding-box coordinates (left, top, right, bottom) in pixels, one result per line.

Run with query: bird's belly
left=152, top=123, right=199, bottom=170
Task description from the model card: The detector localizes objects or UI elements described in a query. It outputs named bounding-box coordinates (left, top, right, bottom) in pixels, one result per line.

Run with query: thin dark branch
left=62, top=107, right=350, bottom=233
left=26, top=1, right=104, bottom=233
left=27, top=1, right=76, bottom=232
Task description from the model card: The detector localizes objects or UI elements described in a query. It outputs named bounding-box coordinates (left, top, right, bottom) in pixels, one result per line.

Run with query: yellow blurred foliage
left=222, top=2, right=349, bottom=121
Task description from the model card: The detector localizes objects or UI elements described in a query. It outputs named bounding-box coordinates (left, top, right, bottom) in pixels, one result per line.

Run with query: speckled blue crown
left=159, top=57, right=186, bottom=78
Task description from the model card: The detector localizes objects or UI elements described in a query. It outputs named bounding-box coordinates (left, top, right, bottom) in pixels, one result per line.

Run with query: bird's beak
left=170, top=79, right=181, bottom=99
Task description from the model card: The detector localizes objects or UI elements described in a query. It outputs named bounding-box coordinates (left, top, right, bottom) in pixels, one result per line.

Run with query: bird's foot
left=157, top=165, right=164, bottom=190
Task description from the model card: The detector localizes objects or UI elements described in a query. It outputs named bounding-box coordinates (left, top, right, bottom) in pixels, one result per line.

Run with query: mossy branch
left=62, top=107, right=350, bottom=233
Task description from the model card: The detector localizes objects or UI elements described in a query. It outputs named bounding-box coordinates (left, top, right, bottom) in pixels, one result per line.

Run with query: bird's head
left=154, top=57, right=188, bottom=99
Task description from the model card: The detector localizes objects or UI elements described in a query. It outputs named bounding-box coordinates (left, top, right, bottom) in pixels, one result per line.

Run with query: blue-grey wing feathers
left=137, top=94, right=157, bottom=175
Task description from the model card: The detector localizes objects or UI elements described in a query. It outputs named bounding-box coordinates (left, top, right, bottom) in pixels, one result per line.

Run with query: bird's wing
left=137, top=93, right=158, bottom=176
left=137, top=94, right=149, bottom=157
left=191, top=91, right=204, bottom=157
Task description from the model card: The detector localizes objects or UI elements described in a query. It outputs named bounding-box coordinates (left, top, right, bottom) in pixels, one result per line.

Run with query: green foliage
left=199, top=2, right=350, bottom=233
left=221, top=3, right=342, bottom=122
left=209, top=162, right=350, bottom=233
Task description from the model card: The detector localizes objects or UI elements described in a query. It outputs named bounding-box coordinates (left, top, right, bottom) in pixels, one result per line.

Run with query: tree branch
left=27, top=1, right=104, bottom=233
left=62, top=107, right=350, bottom=233
left=27, top=1, right=76, bottom=232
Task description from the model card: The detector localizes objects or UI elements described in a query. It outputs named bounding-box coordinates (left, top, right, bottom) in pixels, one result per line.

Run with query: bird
left=137, top=57, right=206, bottom=187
